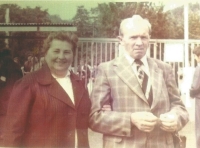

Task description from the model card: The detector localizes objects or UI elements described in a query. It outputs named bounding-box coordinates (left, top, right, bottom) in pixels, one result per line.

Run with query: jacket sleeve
left=89, top=64, right=132, bottom=137
left=3, top=76, right=35, bottom=147
left=164, top=64, right=189, bottom=131
left=190, top=87, right=200, bottom=98
left=190, top=67, right=200, bottom=98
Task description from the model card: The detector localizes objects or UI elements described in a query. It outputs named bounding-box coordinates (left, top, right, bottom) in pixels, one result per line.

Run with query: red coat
left=3, top=64, right=91, bottom=148
left=0, top=57, right=23, bottom=145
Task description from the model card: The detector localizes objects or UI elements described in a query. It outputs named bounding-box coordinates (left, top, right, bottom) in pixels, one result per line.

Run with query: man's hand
left=159, top=113, right=178, bottom=132
left=101, top=104, right=112, bottom=111
left=131, top=112, right=158, bottom=132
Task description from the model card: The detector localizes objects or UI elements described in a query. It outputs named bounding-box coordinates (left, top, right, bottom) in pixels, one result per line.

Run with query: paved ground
left=88, top=97, right=196, bottom=148
left=180, top=98, right=195, bottom=148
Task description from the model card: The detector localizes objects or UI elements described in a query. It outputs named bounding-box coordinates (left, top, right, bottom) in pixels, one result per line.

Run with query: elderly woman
left=3, top=32, right=91, bottom=148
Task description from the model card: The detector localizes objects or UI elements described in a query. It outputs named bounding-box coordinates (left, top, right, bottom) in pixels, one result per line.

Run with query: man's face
left=194, top=54, right=200, bottom=63
left=45, top=39, right=73, bottom=77
left=119, top=24, right=150, bottom=59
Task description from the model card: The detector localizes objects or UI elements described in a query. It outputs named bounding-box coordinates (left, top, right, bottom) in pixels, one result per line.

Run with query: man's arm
left=89, top=63, right=133, bottom=137
left=190, top=67, right=200, bottom=98
left=160, top=64, right=189, bottom=131
left=190, top=87, right=200, bottom=98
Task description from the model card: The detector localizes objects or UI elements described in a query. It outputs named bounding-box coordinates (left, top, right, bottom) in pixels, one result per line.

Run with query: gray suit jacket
left=190, top=65, right=200, bottom=98
left=89, top=55, right=189, bottom=148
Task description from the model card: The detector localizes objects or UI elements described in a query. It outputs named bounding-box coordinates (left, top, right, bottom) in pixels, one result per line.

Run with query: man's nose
left=135, top=37, right=143, bottom=45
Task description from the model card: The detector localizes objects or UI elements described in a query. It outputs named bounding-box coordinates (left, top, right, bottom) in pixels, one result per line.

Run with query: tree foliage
left=72, top=2, right=200, bottom=40
left=0, top=4, right=51, bottom=62
left=72, top=6, right=92, bottom=37
left=0, top=2, right=200, bottom=64
left=73, top=2, right=179, bottom=38
left=189, top=3, right=200, bottom=39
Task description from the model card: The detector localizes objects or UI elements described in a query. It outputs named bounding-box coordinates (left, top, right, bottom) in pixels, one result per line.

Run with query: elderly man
left=89, top=15, right=189, bottom=148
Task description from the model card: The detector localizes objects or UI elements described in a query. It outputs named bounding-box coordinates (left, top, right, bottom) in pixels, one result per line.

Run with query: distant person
left=30, top=56, right=40, bottom=72
left=3, top=32, right=91, bottom=148
left=77, top=59, right=91, bottom=86
left=13, top=57, right=20, bottom=65
left=190, top=46, right=200, bottom=148
left=174, top=62, right=179, bottom=86
left=39, top=56, right=45, bottom=67
left=89, top=15, right=189, bottom=148
left=23, top=54, right=33, bottom=74
left=0, top=49, right=23, bottom=145
left=91, top=63, right=100, bottom=82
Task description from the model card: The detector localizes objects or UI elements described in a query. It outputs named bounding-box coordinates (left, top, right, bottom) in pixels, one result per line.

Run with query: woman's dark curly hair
left=42, top=32, right=78, bottom=55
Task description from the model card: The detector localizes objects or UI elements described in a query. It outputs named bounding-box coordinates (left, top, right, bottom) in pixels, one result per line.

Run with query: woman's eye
left=64, top=50, right=72, bottom=54
left=54, top=50, right=59, bottom=53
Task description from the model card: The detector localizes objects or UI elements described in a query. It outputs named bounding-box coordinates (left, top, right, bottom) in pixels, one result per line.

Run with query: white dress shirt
left=124, top=52, right=152, bottom=99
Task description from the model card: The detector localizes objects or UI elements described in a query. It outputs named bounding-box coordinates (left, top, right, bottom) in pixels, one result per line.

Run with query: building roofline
left=0, top=23, right=76, bottom=27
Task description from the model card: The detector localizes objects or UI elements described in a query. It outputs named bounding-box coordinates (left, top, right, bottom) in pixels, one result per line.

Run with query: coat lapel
left=147, top=58, right=163, bottom=109
left=36, top=64, right=75, bottom=109
left=113, top=56, right=148, bottom=104
left=48, top=80, right=75, bottom=109
left=70, top=73, right=85, bottom=109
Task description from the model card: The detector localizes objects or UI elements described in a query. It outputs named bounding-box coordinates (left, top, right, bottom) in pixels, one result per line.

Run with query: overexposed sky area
left=0, top=0, right=199, bottom=20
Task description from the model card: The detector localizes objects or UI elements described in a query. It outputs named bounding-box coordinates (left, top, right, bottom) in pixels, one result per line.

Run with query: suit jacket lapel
left=36, top=64, right=75, bottom=109
left=113, top=56, right=148, bottom=104
left=147, top=58, right=163, bottom=109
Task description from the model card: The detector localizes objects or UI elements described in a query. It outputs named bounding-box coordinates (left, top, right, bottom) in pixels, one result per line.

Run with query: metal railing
left=74, top=38, right=200, bottom=88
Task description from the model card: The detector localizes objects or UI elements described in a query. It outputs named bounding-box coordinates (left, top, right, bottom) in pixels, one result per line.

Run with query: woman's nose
left=58, top=52, right=65, bottom=59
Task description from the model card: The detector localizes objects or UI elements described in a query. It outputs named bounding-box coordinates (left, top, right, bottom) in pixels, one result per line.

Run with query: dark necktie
left=135, top=59, right=153, bottom=106
left=135, top=59, right=148, bottom=93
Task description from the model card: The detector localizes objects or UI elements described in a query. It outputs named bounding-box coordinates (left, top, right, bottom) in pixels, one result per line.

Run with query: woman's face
left=45, top=39, right=73, bottom=77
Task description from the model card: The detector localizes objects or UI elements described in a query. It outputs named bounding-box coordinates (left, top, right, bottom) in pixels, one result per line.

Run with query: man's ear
left=117, top=36, right=123, bottom=45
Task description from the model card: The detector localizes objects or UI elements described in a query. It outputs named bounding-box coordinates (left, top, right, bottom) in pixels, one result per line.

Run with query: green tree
left=91, top=2, right=124, bottom=38
left=0, top=4, right=53, bottom=63
left=89, top=2, right=179, bottom=39
left=189, top=3, right=200, bottom=39
left=72, top=6, right=92, bottom=37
